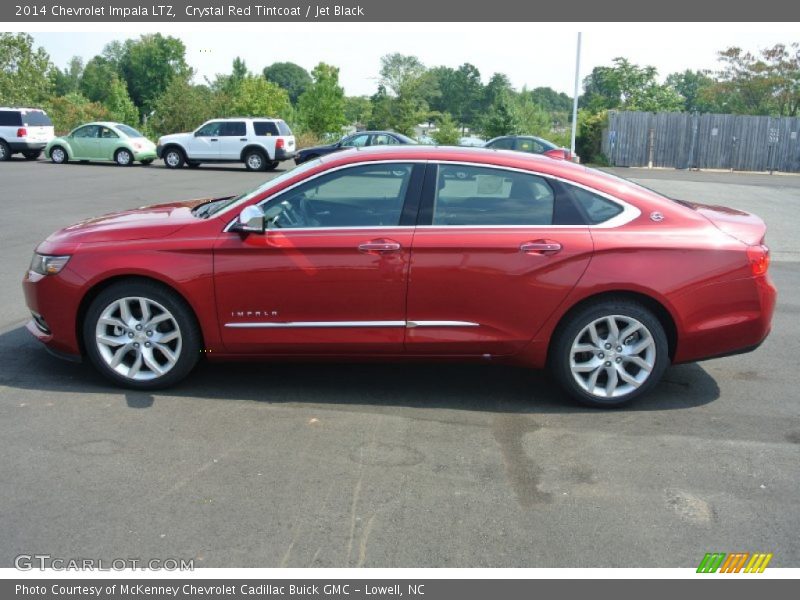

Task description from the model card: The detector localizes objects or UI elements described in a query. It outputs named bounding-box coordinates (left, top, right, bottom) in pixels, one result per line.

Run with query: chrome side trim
left=224, top=320, right=481, bottom=329
left=406, top=320, right=480, bottom=328
left=225, top=320, right=406, bottom=329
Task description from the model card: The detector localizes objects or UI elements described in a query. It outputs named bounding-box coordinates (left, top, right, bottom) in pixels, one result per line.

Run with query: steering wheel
left=275, top=194, right=313, bottom=228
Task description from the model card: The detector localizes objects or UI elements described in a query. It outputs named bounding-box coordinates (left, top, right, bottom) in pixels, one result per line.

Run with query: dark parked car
left=485, top=135, right=575, bottom=161
left=295, top=131, right=416, bottom=164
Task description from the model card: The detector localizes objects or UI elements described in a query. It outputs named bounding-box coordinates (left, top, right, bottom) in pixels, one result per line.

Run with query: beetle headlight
left=30, top=254, right=71, bottom=276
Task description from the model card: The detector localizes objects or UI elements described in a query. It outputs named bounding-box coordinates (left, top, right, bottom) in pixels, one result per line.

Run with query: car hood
left=40, top=198, right=214, bottom=251
left=158, top=132, right=191, bottom=142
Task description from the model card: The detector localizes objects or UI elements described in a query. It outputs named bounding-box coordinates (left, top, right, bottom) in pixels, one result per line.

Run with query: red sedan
left=22, top=146, right=776, bottom=407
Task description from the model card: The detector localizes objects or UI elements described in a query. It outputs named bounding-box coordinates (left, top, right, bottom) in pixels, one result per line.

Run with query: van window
left=22, top=111, right=52, bottom=126
left=0, top=111, right=22, bottom=126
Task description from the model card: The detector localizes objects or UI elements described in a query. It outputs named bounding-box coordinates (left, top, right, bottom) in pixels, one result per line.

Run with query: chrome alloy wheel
left=94, top=297, right=182, bottom=381
left=116, top=149, right=132, bottom=165
left=569, top=314, right=656, bottom=399
left=51, top=147, right=66, bottom=163
left=165, top=150, right=181, bottom=167
left=246, top=152, right=264, bottom=170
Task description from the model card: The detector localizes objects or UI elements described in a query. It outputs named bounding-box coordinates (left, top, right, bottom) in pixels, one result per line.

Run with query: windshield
left=191, top=158, right=324, bottom=218
left=116, top=124, right=144, bottom=138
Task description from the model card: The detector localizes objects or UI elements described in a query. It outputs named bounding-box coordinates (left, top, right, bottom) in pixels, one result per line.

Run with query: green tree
left=0, top=33, right=53, bottom=105
left=117, top=34, right=191, bottom=116
left=367, top=85, right=393, bottom=130
left=480, top=90, right=520, bottom=138
left=104, top=76, right=139, bottom=125
left=528, top=87, right=573, bottom=114
left=227, top=76, right=291, bottom=118
left=379, top=54, right=430, bottom=135
left=45, top=93, right=110, bottom=134
left=297, top=63, right=347, bottom=136
left=263, top=62, right=312, bottom=104
left=514, top=94, right=551, bottom=135
left=432, top=113, right=460, bottom=145
left=80, top=56, right=119, bottom=103
left=344, top=96, right=372, bottom=127
left=581, top=58, right=683, bottom=113
left=665, top=69, right=717, bottom=113
left=51, top=56, right=84, bottom=96
left=150, top=78, right=216, bottom=135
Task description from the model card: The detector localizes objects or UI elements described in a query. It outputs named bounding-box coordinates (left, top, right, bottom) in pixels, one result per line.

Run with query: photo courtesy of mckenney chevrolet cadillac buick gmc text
left=22, top=145, right=775, bottom=407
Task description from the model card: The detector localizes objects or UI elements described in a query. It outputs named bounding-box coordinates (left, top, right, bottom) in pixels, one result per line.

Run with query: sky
left=28, top=24, right=800, bottom=97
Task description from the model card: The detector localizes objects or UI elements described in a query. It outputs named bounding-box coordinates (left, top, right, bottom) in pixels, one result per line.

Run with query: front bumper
left=22, top=268, right=85, bottom=358
left=133, top=148, right=157, bottom=161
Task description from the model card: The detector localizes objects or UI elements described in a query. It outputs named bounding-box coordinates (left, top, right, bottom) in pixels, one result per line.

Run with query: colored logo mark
left=697, top=552, right=773, bottom=573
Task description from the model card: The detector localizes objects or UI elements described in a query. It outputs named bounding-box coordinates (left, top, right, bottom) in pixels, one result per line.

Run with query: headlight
left=30, top=254, right=71, bottom=276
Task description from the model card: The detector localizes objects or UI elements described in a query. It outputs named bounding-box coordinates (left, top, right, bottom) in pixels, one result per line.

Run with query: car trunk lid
left=675, top=200, right=767, bottom=245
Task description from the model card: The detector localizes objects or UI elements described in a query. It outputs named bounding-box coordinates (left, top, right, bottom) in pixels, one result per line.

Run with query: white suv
left=0, top=107, right=55, bottom=161
left=157, top=118, right=296, bottom=171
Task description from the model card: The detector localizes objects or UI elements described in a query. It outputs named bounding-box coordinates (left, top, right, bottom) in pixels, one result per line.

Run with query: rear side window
left=254, top=121, right=279, bottom=136
left=567, top=185, right=624, bottom=224
left=221, top=121, right=246, bottom=136
left=432, top=165, right=554, bottom=226
left=0, top=111, right=22, bottom=126
left=22, top=110, right=52, bottom=126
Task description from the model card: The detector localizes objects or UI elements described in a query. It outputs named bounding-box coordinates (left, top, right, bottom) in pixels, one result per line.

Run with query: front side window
left=221, top=121, right=246, bottom=137
left=264, top=163, right=414, bottom=229
left=73, top=125, right=99, bottom=138
left=0, top=111, right=21, bottom=126
left=432, top=165, right=554, bottom=226
left=195, top=122, right=222, bottom=137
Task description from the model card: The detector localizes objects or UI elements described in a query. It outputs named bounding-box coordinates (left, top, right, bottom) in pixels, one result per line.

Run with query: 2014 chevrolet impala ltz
left=22, top=146, right=776, bottom=407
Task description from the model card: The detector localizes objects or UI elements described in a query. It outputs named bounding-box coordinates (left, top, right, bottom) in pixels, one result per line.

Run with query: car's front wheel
left=50, top=146, right=68, bottom=164
left=115, top=148, right=133, bottom=166
left=550, top=299, right=669, bottom=407
left=83, top=281, right=201, bottom=389
left=163, top=147, right=185, bottom=169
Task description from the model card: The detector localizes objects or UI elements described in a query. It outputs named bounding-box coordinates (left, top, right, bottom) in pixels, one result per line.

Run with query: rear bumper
left=274, top=148, right=296, bottom=161
left=9, top=141, right=47, bottom=152
left=672, top=273, right=777, bottom=364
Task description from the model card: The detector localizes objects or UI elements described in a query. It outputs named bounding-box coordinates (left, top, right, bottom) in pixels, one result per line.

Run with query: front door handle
left=520, top=240, right=562, bottom=254
left=240, top=138, right=248, bottom=141
left=358, top=239, right=402, bottom=253
left=210, top=138, right=218, bottom=142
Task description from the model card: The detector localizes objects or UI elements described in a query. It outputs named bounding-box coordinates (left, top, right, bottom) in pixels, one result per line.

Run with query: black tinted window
left=221, top=121, right=246, bottom=136
left=267, top=163, right=414, bottom=228
left=568, top=185, right=624, bottom=224
left=22, top=110, right=52, bottom=126
left=433, top=165, right=554, bottom=226
left=487, top=138, right=514, bottom=150
left=253, top=121, right=279, bottom=136
left=195, top=122, right=222, bottom=136
left=0, top=111, right=22, bottom=126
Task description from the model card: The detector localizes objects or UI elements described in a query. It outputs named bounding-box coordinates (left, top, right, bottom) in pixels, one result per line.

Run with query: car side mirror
left=232, top=205, right=266, bottom=234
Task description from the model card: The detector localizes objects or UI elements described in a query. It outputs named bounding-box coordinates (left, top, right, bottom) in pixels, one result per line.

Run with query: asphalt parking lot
left=0, top=159, right=798, bottom=568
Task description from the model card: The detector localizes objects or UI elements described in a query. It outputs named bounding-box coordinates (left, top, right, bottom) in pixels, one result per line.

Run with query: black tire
left=163, top=147, right=185, bottom=169
left=23, top=150, right=41, bottom=160
left=0, top=139, right=9, bottom=161
left=115, top=148, right=133, bottom=166
left=244, top=149, right=267, bottom=171
left=549, top=298, right=669, bottom=408
left=140, top=159, right=154, bottom=166
left=82, top=280, right=201, bottom=390
left=266, top=160, right=280, bottom=171
left=50, top=146, right=68, bottom=164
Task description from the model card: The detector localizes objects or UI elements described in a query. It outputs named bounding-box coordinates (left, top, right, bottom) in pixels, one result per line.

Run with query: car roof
left=0, top=107, right=47, bottom=112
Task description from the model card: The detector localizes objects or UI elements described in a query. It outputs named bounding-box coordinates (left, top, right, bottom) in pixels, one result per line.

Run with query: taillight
left=747, top=244, right=770, bottom=276
left=17, top=128, right=27, bottom=138
left=276, top=138, right=285, bottom=150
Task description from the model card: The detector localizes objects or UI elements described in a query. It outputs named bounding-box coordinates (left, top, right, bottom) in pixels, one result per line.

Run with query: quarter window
left=566, top=185, right=624, bottom=224
left=265, top=163, right=414, bottom=229
left=432, top=165, right=554, bottom=226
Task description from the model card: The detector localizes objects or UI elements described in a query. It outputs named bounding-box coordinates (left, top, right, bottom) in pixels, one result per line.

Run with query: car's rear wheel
left=244, top=149, right=267, bottom=171
left=50, top=146, right=68, bottom=164
left=550, top=299, right=669, bottom=408
left=83, top=281, right=201, bottom=389
left=23, top=150, right=41, bottom=160
left=115, top=148, right=133, bottom=166
left=163, top=147, right=185, bottom=169
left=0, top=140, right=10, bottom=161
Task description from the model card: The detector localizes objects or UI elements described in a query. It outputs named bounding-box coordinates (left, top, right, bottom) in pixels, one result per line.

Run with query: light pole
left=570, top=32, right=582, bottom=160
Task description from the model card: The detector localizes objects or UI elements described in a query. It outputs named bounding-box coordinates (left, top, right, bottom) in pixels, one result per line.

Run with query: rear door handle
left=520, top=240, right=562, bottom=254
left=240, top=138, right=248, bottom=141
left=210, top=138, right=218, bottom=142
left=358, top=239, right=402, bottom=253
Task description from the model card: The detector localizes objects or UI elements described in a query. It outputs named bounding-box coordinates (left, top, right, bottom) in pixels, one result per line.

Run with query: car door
left=405, top=162, right=594, bottom=355
left=97, top=126, right=120, bottom=160
left=213, top=161, right=425, bottom=354
left=185, top=121, right=222, bottom=159
left=69, top=125, right=100, bottom=158
left=218, top=120, right=247, bottom=160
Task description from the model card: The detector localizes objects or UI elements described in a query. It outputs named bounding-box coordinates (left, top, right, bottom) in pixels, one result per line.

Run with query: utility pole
left=570, top=32, right=582, bottom=160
